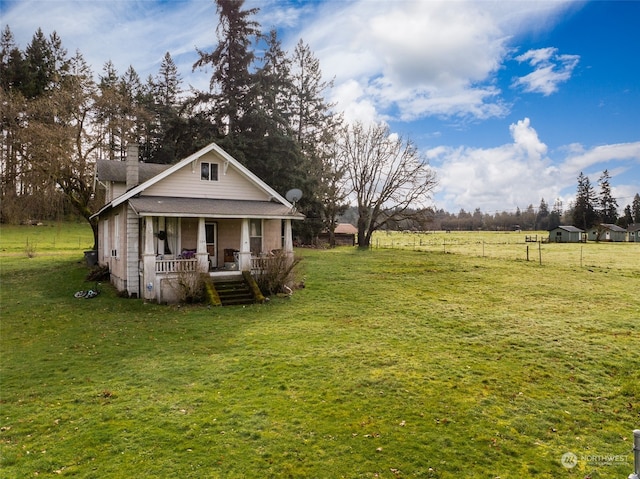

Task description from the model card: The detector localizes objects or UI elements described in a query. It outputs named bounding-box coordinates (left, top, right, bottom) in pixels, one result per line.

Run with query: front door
left=205, top=222, right=217, bottom=270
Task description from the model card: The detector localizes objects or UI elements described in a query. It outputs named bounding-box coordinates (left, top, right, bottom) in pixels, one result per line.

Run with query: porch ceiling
left=128, top=195, right=304, bottom=220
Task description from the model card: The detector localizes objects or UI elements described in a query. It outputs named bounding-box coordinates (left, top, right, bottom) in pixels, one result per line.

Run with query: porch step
left=212, top=277, right=256, bottom=306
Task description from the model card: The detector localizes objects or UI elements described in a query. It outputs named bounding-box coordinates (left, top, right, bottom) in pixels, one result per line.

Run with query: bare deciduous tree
left=337, top=122, right=437, bottom=247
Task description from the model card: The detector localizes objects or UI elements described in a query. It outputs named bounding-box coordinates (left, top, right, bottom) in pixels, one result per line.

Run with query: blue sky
left=2, top=0, right=639, bottom=215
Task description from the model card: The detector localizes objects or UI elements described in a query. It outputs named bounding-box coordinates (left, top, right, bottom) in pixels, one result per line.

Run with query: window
left=200, top=162, right=219, bottom=181
left=250, top=219, right=262, bottom=255
left=112, top=214, right=120, bottom=257
left=103, top=219, right=109, bottom=259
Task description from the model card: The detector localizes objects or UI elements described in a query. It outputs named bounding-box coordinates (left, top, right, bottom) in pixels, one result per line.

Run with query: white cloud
left=4, top=0, right=580, bottom=119
left=512, top=47, right=580, bottom=96
left=3, top=0, right=216, bottom=89
left=429, top=118, right=640, bottom=213
left=561, top=142, right=640, bottom=176
left=295, top=0, right=577, bottom=122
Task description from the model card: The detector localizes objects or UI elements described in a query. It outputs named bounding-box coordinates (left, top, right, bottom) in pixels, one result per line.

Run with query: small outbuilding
left=627, top=224, right=640, bottom=243
left=318, top=223, right=358, bottom=246
left=548, top=225, right=585, bottom=243
left=587, top=223, right=627, bottom=242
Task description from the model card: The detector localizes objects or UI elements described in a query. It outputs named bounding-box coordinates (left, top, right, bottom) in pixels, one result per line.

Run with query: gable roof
left=112, top=142, right=291, bottom=209
left=96, top=160, right=170, bottom=183
left=628, top=223, right=640, bottom=232
left=92, top=142, right=300, bottom=220
left=334, top=223, right=358, bottom=234
left=595, top=223, right=627, bottom=233
left=551, top=225, right=584, bottom=233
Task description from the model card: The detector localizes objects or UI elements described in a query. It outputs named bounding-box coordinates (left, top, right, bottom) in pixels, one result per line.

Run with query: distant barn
left=318, top=223, right=358, bottom=246
left=549, top=225, right=585, bottom=243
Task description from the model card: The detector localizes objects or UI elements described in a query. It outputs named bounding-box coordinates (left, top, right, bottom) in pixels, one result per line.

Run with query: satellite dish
left=285, top=188, right=303, bottom=204
left=285, top=188, right=303, bottom=213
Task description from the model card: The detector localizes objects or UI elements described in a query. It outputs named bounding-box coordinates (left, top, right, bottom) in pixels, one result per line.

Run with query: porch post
left=238, top=218, right=251, bottom=271
left=283, top=219, right=293, bottom=256
left=196, top=217, right=209, bottom=272
left=157, top=217, right=165, bottom=256
left=142, top=216, right=156, bottom=301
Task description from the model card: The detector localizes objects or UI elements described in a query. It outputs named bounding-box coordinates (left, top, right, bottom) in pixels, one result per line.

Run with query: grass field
left=371, top=230, right=640, bottom=271
left=1, top=223, right=639, bottom=478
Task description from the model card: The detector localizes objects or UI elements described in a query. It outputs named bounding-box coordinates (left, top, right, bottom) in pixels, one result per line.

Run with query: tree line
left=343, top=172, right=639, bottom=232
left=4, top=0, right=634, bottom=244
left=1, top=0, right=436, bottom=248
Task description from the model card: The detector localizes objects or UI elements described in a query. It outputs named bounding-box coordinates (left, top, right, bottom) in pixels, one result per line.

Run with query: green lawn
left=1, top=225, right=639, bottom=478
left=371, top=230, right=640, bottom=271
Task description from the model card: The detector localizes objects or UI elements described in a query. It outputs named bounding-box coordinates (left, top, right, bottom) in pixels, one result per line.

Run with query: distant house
left=318, top=223, right=358, bottom=246
left=587, top=223, right=627, bottom=242
left=91, top=143, right=304, bottom=302
left=627, top=224, right=640, bottom=243
left=548, top=226, right=585, bottom=243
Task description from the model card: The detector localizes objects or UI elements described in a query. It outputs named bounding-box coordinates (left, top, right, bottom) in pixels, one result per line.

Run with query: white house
left=91, top=143, right=304, bottom=302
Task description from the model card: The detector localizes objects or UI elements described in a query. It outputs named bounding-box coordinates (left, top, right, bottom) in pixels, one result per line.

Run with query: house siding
left=126, top=205, right=140, bottom=297
left=110, top=182, right=127, bottom=202
left=144, top=153, right=269, bottom=201
left=96, top=205, right=128, bottom=292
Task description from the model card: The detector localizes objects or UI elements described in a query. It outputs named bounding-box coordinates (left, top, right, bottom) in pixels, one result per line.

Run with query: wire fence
left=370, top=231, right=640, bottom=272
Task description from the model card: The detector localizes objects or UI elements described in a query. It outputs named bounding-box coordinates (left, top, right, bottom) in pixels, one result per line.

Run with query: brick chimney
left=126, top=144, right=139, bottom=190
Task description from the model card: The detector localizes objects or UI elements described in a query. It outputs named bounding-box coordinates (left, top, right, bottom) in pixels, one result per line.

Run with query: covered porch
left=128, top=196, right=302, bottom=302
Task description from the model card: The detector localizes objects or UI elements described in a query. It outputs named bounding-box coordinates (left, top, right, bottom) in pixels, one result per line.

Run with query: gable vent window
left=201, top=162, right=219, bottom=181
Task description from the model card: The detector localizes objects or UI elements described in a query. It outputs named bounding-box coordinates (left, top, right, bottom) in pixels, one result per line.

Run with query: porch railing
left=155, top=258, right=199, bottom=273
left=251, top=255, right=278, bottom=273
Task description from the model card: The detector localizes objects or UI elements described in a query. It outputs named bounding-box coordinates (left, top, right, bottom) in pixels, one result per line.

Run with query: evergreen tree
left=242, top=28, right=302, bottom=190
left=620, top=204, right=633, bottom=228
left=290, top=39, right=343, bottom=241
left=192, top=0, right=260, bottom=159
left=145, top=52, right=186, bottom=163
left=572, top=172, right=598, bottom=229
left=96, top=61, right=124, bottom=160
left=632, top=193, right=640, bottom=223
left=536, top=198, right=550, bottom=230
left=1, top=26, right=27, bottom=92
left=155, top=52, right=182, bottom=108
left=22, top=28, right=57, bottom=99
left=597, top=169, right=618, bottom=224
left=120, top=65, right=149, bottom=149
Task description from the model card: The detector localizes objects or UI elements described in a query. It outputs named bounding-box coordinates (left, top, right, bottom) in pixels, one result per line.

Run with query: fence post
left=538, top=242, right=542, bottom=265
left=526, top=245, right=529, bottom=262
left=629, top=429, right=640, bottom=479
